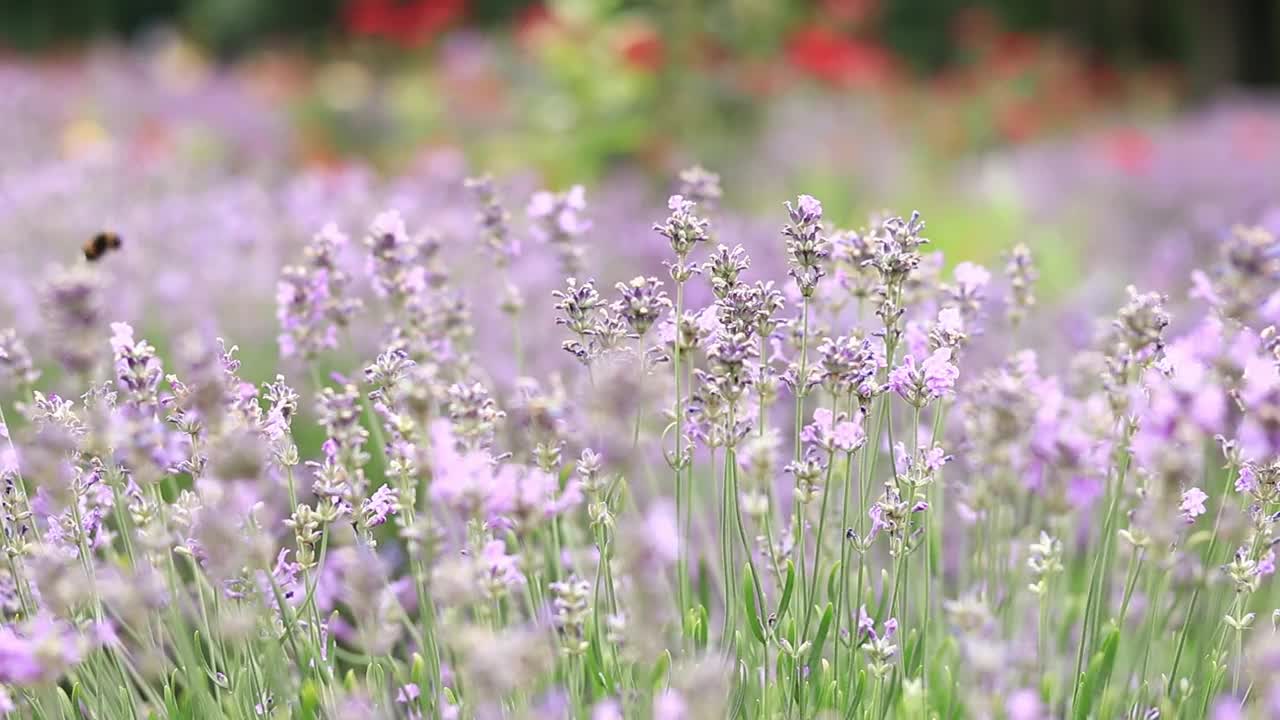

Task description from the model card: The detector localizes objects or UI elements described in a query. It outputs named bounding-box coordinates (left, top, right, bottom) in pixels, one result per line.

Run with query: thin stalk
left=802, top=394, right=839, bottom=639
left=1167, top=465, right=1233, bottom=695
left=673, top=279, right=689, bottom=622
left=791, top=298, right=811, bottom=611
left=833, top=391, right=858, bottom=679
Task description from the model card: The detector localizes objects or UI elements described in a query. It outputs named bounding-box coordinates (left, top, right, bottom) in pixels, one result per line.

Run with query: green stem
left=673, top=278, right=689, bottom=625
left=802, top=394, right=839, bottom=639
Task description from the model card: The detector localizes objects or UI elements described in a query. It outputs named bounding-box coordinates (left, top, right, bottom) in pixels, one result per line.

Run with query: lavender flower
left=360, top=484, right=401, bottom=529
left=529, top=185, right=591, bottom=276
left=677, top=165, right=722, bottom=207
left=365, top=210, right=427, bottom=306
left=800, top=408, right=865, bottom=454
left=1172, top=486, right=1203, bottom=525
left=0, top=614, right=89, bottom=684
left=277, top=223, right=362, bottom=359
left=944, top=261, right=991, bottom=322
left=1003, top=243, right=1038, bottom=326
left=0, top=121, right=1277, bottom=718
left=654, top=194, right=710, bottom=282
left=478, top=538, right=525, bottom=598
left=782, top=194, right=829, bottom=298
left=465, top=174, right=517, bottom=265
left=888, top=348, right=959, bottom=406
left=110, top=322, right=163, bottom=410
left=613, top=276, right=670, bottom=337
left=0, top=329, right=40, bottom=389
left=39, top=264, right=104, bottom=377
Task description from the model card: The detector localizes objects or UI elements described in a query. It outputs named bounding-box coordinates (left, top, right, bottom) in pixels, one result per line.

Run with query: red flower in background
left=617, top=23, right=664, bottom=72
left=996, top=100, right=1040, bottom=143
left=514, top=3, right=558, bottom=48
left=1100, top=128, right=1153, bottom=175
left=345, top=0, right=467, bottom=47
left=786, top=25, right=895, bottom=89
left=990, top=31, right=1037, bottom=78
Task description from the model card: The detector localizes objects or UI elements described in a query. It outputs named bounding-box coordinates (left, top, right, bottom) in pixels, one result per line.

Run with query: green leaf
left=1186, top=529, right=1214, bottom=548
left=694, top=603, right=709, bottom=649
left=366, top=660, right=386, bottom=699
left=826, top=561, right=842, bottom=603
left=742, top=564, right=767, bottom=645
left=905, top=627, right=922, bottom=672
left=824, top=679, right=838, bottom=708
left=164, top=680, right=180, bottom=719
left=118, top=686, right=132, bottom=718
left=873, top=569, right=890, bottom=619
left=587, top=626, right=607, bottom=685
left=410, top=653, right=426, bottom=693
left=697, top=558, right=712, bottom=614
left=70, top=683, right=87, bottom=720
left=807, top=603, right=834, bottom=672
left=848, top=668, right=867, bottom=711
left=55, top=687, right=75, bottom=719
left=776, top=560, right=796, bottom=625
left=1074, top=624, right=1120, bottom=720
left=298, top=681, right=320, bottom=720
left=650, top=650, right=672, bottom=693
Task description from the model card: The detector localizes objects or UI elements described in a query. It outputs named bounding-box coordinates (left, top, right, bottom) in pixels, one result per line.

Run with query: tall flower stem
left=672, top=279, right=689, bottom=625
left=802, top=393, right=838, bottom=639
left=1166, top=455, right=1234, bottom=696
left=791, top=297, right=811, bottom=612
left=716, top=445, right=734, bottom=644
left=833, top=391, right=858, bottom=678
left=1071, top=423, right=1133, bottom=709
left=757, top=334, right=784, bottom=586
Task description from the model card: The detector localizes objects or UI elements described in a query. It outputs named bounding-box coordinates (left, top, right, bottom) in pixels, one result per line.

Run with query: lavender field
left=3, top=21, right=1280, bottom=720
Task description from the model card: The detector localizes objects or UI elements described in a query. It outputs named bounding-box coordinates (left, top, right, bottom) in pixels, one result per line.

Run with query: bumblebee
left=83, top=232, right=122, bottom=262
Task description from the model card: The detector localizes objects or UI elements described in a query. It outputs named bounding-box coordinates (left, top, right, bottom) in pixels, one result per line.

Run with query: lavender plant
left=3, top=160, right=1280, bottom=720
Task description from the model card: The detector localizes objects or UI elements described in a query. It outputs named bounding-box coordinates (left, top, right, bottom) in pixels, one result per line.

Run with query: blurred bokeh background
left=3, top=0, right=1280, bottom=374
left=6, top=0, right=1277, bottom=175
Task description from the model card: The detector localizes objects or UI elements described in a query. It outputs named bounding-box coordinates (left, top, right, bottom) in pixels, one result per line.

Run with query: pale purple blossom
left=952, top=262, right=991, bottom=295
left=1180, top=487, right=1209, bottom=524
left=361, top=485, right=401, bottom=528
left=1005, top=688, right=1044, bottom=720
left=396, top=683, right=421, bottom=704
left=1258, top=550, right=1276, bottom=578
left=0, top=614, right=88, bottom=684
left=801, top=408, right=866, bottom=453
left=653, top=690, right=688, bottom=720
left=1236, top=465, right=1258, bottom=494
left=888, top=348, right=959, bottom=406
left=480, top=539, right=526, bottom=595
left=591, top=699, right=623, bottom=720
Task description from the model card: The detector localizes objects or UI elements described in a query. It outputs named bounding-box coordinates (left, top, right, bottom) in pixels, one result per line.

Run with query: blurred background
left=3, top=0, right=1280, bottom=370
left=5, top=0, right=1277, bottom=176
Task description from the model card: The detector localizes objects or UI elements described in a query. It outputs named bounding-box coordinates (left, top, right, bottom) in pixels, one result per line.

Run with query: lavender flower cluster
left=8, top=47, right=1280, bottom=720
left=4, top=154, right=1280, bottom=720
